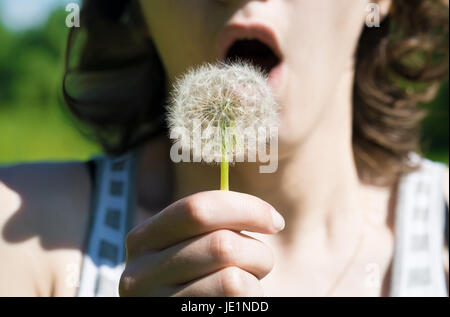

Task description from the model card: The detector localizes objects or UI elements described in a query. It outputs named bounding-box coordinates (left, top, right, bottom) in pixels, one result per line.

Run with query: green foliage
left=0, top=9, right=100, bottom=164
left=421, top=80, right=449, bottom=165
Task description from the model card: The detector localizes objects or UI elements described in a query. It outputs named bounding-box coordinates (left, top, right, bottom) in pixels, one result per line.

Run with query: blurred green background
left=0, top=2, right=448, bottom=165
left=0, top=0, right=99, bottom=164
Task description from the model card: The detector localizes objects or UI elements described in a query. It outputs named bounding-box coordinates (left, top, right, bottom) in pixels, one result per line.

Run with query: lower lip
left=267, top=62, right=284, bottom=92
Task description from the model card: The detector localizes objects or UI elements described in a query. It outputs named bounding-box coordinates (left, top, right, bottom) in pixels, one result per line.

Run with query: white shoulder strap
left=390, top=158, right=448, bottom=296
left=77, top=152, right=137, bottom=297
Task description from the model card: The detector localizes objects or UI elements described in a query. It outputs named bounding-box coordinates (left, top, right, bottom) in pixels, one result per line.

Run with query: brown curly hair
left=63, top=0, right=449, bottom=185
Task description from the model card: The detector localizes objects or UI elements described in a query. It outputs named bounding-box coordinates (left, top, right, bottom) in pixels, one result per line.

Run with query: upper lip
left=217, top=22, right=283, bottom=62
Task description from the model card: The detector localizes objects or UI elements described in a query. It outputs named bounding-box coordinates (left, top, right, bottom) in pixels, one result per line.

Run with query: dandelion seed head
left=167, top=60, right=280, bottom=163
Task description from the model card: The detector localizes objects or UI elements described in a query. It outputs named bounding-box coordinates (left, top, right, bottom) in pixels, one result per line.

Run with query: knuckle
left=125, top=224, right=154, bottom=256
left=184, top=194, right=210, bottom=226
left=119, top=268, right=139, bottom=297
left=125, top=230, right=135, bottom=251
left=125, top=227, right=142, bottom=255
left=220, top=267, right=248, bottom=297
left=209, top=230, right=237, bottom=264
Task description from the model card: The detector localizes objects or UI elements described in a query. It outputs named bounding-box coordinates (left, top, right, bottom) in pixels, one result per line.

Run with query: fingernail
left=270, top=207, right=285, bottom=231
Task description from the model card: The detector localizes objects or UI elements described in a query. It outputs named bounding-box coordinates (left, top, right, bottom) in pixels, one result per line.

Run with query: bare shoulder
left=0, top=160, right=93, bottom=296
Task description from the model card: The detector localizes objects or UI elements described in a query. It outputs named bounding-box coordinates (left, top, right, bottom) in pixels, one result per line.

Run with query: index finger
left=126, top=190, right=284, bottom=255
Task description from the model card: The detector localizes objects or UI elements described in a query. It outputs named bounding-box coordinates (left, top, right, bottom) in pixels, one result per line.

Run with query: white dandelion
left=166, top=60, right=280, bottom=190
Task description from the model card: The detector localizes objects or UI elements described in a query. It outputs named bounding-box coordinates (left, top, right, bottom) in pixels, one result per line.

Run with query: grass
left=0, top=104, right=100, bottom=164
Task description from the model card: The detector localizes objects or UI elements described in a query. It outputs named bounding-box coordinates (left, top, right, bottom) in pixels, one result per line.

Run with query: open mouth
left=218, top=23, right=284, bottom=90
left=224, top=39, right=281, bottom=76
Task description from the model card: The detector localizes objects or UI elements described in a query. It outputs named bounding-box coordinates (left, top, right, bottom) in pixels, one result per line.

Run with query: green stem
left=220, top=147, right=229, bottom=191
left=220, top=118, right=230, bottom=191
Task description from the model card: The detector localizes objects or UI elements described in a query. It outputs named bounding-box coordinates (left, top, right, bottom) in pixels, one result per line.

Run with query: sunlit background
left=0, top=0, right=448, bottom=165
left=0, top=0, right=100, bottom=164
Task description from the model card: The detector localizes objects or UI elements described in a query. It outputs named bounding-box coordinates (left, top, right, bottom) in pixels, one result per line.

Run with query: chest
left=255, top=226, right=395, bottom=297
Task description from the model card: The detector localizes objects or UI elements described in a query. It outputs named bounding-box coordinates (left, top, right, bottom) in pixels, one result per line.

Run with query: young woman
left=0, top=0, right=448, bottom=297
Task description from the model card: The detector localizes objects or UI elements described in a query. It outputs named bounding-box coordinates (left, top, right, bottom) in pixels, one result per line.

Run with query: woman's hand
left=119, top=190, right=285, bottom=297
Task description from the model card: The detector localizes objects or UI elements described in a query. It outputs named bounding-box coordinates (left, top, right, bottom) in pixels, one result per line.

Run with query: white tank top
left=76, top=152, right=448, bottom=297
left=390, top=157, right=448, bottom=296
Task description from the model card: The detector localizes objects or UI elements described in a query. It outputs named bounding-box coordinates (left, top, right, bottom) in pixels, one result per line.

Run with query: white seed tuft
left=166, top=60, right=280, bottom=164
